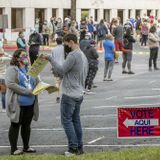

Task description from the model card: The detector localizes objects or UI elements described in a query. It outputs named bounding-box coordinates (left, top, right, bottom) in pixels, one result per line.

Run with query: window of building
left=0, top=8, right=3, bottom=15
left=147, top=10, right=152, bottom=16
left=81, top=9, right=89, bottom=20
left=52, top=9, right=57, bottom=18
left=35, top=9, right=45, bottom=24
left=136, top=10, right=140, bottom=18
left=63, top=9, right=71, bottom=19
left=95, top=9, right=98, bottom=22
left=11, top=8, right=23, bottom=30
left=104, top=9, right=110, bottom=22
left=118, top=10, right=123, bottom=24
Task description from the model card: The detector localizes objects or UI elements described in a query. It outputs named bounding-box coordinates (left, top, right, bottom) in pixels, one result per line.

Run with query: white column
left=45, top=8, right=52, bottom=22
left=76, top=8, right=81, bottom=24
left=123, top=9, right=128, bottom=24
left=110, top=9, right=117, bottom=21
left=89, top=8, right=95, bottom=21
left=57, top=8, right=63, bottom=20
left=98, top=8, right=104, bottom=22
left=25, top=8, right=34, bottom=40
left=130, top=9, right=135, bottom=19
left=140, top=9, right=147, bottom=18
left=151, top=10, right=156, bottom=17
left=4, top=7, right=11, bottom=40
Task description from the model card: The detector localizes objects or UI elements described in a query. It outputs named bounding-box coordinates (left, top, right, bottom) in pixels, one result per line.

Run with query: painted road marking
left=124, top=95, right=160, bottom=100
left=56, top=114, right=116, bottom=119
left=3, top=127, right=116, bottom=132
left=1, top=144, right=160, bottom=148
left=105, top=96, right=117, bottom=101
left=93, top=103, right=160, bottom=109
left=88, top=136, right=105, bottom=144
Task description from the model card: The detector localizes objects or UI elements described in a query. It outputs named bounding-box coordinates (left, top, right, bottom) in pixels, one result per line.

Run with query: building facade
left=0, top=0, right=160, bottom=40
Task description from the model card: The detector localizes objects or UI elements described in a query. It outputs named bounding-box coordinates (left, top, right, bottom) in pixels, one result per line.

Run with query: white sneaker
left=85, top=90, right=95, bottom=95
left=2, top=109, right=6, bottom=113
left=64, top=151, right=76, bottom=157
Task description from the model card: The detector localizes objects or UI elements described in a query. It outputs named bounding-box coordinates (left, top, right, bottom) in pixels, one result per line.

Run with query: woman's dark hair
left=10, top=49, right=26, bottom=67
left=18, top=31, right=23, bottom=36
left=149, top=25, right=156, bottom=33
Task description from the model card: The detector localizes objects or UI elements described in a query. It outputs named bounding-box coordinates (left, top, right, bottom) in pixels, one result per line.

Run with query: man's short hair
left=56, top=37, right=63, bottom=45
left=63, top=33, right=77, bottom=44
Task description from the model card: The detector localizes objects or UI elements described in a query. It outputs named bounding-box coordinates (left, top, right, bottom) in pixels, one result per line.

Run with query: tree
left=71, top=0, right=76, bottom=20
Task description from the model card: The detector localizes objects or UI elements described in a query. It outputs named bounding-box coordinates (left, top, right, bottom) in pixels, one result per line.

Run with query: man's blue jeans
left=61, top=94, right=83, bottom=151
left=1, top=92, right=5, bottom=109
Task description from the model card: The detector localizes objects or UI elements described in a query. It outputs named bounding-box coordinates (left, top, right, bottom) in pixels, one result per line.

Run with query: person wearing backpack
left=122, top=28, right=136, bottom=74
left=97, top=19, right=108, bottom=49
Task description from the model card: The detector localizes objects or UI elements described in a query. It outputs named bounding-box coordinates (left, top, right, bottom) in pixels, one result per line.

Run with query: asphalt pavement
left=1, top=43, right=160, bottom=155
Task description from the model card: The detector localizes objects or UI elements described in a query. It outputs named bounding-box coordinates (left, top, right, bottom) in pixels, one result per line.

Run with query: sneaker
left=23, top=147, right=36, bottom=153
left=107, top=78, right=113, bottom=81
left=78, top=146, right=84, bottom=155
left=2, top=109, right=6, bottom=113
left=92, top=85, right=97, bottom=88
left=56, top=97, right=60, bottom=103
left=128, top=71, right=135, bottom=74
left=64, top=151, right=76, bottom=157
left=86, top=90, right=94, bottom=95
left=122, top=70, right=128, bottom=74
left=149, top=68, right=152, bottom=71
left=154, top=67, right=160, bottom=70
left=11, top=149, right=23, bottom=155
left=103, top=78, right=107, bottom=81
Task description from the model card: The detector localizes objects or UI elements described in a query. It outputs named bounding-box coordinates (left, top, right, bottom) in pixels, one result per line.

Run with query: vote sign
left=118, top=107, right=160, bottom=138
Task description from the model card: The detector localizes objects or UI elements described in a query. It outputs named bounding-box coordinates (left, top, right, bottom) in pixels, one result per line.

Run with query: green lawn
left=0, top=147, right=160, bottom=160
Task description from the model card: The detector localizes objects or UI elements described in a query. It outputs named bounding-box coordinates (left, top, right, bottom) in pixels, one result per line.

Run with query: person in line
left=103, top=34, right=115, bottom=81
left=0, top=48, right=11, bottom=112
left=5, top=49, right=39, bottom=155
left=48, top=17, right=56, bottom=46
left=51, top=37, right=65, bottom=103
left=122, top=28, right=136, bottom=74
left=42, top=20, right=50, bottom=46
left=84, top=40, right=99, bottom=93
left=16, top=31, right=27, bottom=50
left=141, top=19, right=149, bottom=47
left=148, top=25, right=160, bottom=71
left=43, top=33, right=88, bottom=156
left=28, top=28, right=42, bottom=65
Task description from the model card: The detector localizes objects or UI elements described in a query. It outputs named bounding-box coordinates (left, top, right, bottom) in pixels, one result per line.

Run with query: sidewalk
left=3, top=41, right=55, bottom=51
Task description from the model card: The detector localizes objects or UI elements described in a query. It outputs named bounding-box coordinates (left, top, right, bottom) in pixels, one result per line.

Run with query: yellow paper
left=27, top=54, right=48, bottom=77
left=32, top=82, right=58, bottom=95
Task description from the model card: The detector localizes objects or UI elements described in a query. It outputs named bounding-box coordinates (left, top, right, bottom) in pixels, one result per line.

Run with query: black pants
left=122, top=51, right=133, bottom=71
left=85, top=67, right=98, bottom=90
left=43, top=34, right=49, bottom=46
left=29, top=47, right=39, bottom=65
left=8, top=105, right=34, bottom=153
left=149, top=47, right=159, bottom=68
left=141, top=34, right=148, bottom=46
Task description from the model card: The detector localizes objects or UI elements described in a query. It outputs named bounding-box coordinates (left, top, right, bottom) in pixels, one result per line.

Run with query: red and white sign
left=117, top=107, right=160, bottom=138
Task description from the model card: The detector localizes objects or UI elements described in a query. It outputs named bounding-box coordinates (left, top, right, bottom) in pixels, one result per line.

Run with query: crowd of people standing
left=0, top=13, right=160, bottom=156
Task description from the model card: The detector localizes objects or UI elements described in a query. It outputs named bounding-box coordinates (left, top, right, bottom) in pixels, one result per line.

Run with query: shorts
left=115, top=40, right=123, bottom=51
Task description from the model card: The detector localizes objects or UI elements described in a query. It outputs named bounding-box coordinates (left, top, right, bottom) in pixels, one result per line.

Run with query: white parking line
left=124, top=95, right=160, bottom=100
left=1, top=144, right=160, bottom=148
left=93, top=103, right=160, bottom=109
left=152, top=88, right=160, bottom=91
left=88, top=136, right=105, bottom=144
left=105, top=96, right=117, bottom=101
left=149, top=80, right=156, bottom=84
left=3, top=127, right=116, bottom=132
left=56, top=114, right=116, bottom=119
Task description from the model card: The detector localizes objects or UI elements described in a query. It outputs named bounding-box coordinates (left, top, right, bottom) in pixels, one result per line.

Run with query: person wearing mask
left=28, top=28, right=42, bottom=65
left=148, top=25, right=160, bottom=71
left=16, top=31, right=27, bottom=50
left=84, top=40, right=99, bottom=93
left=5, top=49, right=39, bottom=155
left=122, top=28, right=136, bottom=74
left=103, top=34, right=115, bottom=81
left=42, top=33, right=88, bottom=156
left=51, top=37, right=65, bottom=103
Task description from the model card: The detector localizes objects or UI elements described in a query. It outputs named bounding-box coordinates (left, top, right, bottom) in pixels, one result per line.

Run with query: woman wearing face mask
left=5, top=49, right=39, bottom=155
